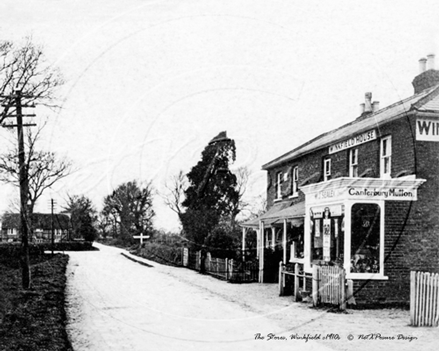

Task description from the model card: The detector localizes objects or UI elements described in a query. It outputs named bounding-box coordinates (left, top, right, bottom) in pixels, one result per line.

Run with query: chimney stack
left=359, top=103, right=365, bottom=115
left=419, top=57, right=427, bottom=73
left=412, top=54, right=439, bottom=94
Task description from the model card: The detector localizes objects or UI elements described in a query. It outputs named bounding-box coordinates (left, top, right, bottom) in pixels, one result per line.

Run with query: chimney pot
left=372, top=101, right=380, bottom=112
left=427, top=54, right=435, bottom=70
left=419, top=57, right=427, bottom=73
left=364, top=92, right=372, bottom=113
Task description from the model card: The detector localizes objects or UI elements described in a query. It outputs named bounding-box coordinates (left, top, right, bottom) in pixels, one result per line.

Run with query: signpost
left=133, top=233, right=150, bottom=245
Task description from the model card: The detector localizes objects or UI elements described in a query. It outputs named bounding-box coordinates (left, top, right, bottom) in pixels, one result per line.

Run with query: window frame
left=290, top=166, right=299, bottom=197
left=275, top=171, right=282, bottom=200
left=323, top=158, right=332, bottom=181
left=349, top=148, right=359, bottom=177
left=380, top=136, right=392, bottom=178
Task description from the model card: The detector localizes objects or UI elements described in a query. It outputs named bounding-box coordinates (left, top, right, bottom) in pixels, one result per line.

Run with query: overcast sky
left=0, top=0, right=438, bottom=231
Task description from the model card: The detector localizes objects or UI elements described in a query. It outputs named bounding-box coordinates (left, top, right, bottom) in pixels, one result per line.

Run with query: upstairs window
left=380, top=136, right=392, bottom=178
left=324, top=158, right=331, bottom=181
left=349, top=149, right=359, bottom=177
left=291, top=166, right=299, bottom=196
left=276, top=172, right=282, bottom=199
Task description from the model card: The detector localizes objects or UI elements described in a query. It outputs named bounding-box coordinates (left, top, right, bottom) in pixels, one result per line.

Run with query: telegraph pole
left=50, top=198, right=56, bottom=255
left=1, top=89, right=35, bottom=289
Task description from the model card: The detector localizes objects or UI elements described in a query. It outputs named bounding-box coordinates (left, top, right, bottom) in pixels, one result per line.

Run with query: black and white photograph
left=0, top=1, right=438, bottom=350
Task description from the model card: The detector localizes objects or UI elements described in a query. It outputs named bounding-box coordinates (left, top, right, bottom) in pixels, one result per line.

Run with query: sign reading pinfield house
left=328, top=129, right=377, bottom=154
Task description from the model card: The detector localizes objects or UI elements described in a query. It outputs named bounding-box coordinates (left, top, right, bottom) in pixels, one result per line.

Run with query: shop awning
left=240, top=201, right=305, bottom=228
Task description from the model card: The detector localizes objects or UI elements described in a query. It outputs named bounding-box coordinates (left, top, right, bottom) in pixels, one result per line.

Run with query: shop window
left=324, top=158, right=331, bottom=181
left=288, top=224, right=304, bottom=261
left=380, top=136, right=392, bottom=178
left=349, top=149, right=358, bottom=177
left=275, top=172, right=282, bottom=199
left=290, top=166, right=299, bottom=196
left=310, top=205, right=345, bottom=265
left=350, top=203, right=380, bottom=273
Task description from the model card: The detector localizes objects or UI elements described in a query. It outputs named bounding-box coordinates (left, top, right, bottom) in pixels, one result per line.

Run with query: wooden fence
left=279, top=262, right=309, bottom=301
left=183, top=248, right=258, bottom=283
left=206, top=256, right=229, bottom=280
left=410, top=271, right=439, bottom=327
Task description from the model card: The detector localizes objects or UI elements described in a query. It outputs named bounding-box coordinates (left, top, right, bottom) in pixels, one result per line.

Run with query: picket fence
left=410, top=271, right=439, bottom=327
left=182, top=248, right=258, bottom=282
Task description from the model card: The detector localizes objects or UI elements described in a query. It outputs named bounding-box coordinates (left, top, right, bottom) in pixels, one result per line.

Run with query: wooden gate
left=312, top=265, right=348, bottom=310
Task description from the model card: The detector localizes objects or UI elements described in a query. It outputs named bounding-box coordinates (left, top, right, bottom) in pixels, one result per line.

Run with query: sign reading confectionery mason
left=328, top=129, right=377, bottom=154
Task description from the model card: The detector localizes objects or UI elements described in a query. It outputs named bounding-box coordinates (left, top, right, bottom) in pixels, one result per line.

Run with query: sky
left=0, top=0, right=438, bottom=231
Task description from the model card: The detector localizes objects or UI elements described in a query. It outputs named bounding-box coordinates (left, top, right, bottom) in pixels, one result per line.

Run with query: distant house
left=0, top=213, right=70, bottom=243
left=241, top=55, right=438, bottom=304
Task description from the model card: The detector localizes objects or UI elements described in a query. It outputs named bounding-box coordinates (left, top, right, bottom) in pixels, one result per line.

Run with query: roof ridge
left=262, top=85, right=439, bottom=170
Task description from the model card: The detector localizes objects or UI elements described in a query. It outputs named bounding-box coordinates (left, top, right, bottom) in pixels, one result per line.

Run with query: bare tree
left=0, top=125, right=72, bottom=228
left=162, top=170, right=188, bottom=217
left=0, top=38, right=64, bottom=290
left=0, top=38, right=63, bottom=124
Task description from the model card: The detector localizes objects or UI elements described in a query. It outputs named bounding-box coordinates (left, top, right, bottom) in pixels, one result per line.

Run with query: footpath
left=121, top=249, right=439, bottom=351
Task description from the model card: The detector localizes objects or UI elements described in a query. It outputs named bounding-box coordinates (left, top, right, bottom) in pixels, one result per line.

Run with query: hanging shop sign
left=323, top=217, right=331, bottom=262
left=416, top=117, right=439, bottom=142
left=328, top=129, right=377, bottom=154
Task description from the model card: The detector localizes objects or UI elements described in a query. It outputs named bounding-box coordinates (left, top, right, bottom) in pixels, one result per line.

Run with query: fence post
left=225, top=258, right=229, bottom=280
left=312, top=265, right=318, bottom=307
left=294, top=263, right=300, bottom=302
left=410, top=271, right=415, bottom=325
left=340, top=268, right=346, bottom=311
left=279, top=261, right=284, bottom=296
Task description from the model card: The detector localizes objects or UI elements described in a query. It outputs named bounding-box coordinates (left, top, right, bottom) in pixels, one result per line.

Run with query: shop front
left=300, top=177, right=425, bottom=283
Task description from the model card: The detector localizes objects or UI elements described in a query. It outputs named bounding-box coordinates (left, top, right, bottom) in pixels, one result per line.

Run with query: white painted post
left=259, top=221, right=265, bottom=283
left=271, top=227, right=276, bottom=250
left=282, top=219, right=287, bottom=263
left=294, top=263, right=300, bottom=302
left=410, top=271, right=415, bottom=325
left=133, top=233, right=150, bottom=245
left=340, top=268, right=346, bottom=311
left=312, top=265, right=318, bottom=307
left=279, top=261, right=284, bottom=296
left=242, top=227, right=246, bottom=262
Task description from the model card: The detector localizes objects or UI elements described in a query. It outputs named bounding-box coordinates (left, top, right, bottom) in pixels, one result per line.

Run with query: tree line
left=0, top=38, right=264, bottom=260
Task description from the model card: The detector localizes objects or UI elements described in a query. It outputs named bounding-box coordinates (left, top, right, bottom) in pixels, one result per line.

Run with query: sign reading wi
left=329, top=129, right=376, bottom=154
left=416, top=118, right=439, bottom=141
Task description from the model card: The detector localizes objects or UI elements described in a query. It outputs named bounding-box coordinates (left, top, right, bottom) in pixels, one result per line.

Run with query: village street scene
left=0, top=1, right=438, bottom=350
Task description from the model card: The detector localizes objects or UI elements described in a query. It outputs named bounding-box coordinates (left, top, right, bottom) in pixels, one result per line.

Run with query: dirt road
left=65, top=243, right=335, bottom=351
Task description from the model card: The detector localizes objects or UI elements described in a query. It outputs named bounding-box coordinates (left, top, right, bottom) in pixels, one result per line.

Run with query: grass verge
left=0, top=254, right=73, bottom=351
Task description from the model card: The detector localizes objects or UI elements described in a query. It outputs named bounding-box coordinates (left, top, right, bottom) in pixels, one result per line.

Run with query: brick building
left=242, top=55, right=439, bottom=304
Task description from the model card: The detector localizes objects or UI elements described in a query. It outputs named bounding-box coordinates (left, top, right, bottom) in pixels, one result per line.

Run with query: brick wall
left=264, top=112, right=438, bottom=305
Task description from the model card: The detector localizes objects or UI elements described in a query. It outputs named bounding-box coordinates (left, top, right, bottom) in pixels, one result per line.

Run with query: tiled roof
left=417, top=94, right=438, bottom=112
left=1, top=213, right=70, bottom=230
left=262, top=85, right=439, bottom=170
left=241, top=201, right=305, bottom=227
